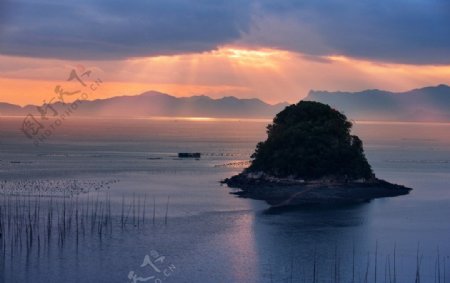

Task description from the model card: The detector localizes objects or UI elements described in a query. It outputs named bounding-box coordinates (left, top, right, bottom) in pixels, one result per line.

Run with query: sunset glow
left=1, top=47, right=450, bottom=106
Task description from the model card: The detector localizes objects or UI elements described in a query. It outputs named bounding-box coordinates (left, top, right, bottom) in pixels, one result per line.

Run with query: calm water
left=0, top=117, right=449, bottom=283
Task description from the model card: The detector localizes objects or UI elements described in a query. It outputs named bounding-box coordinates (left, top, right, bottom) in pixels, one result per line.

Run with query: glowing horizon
left=1, top=46, right=450, bottom=106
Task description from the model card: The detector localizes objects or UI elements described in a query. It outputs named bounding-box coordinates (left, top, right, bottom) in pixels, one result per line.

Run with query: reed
left=364, top=251, right=370, bottom=283
left=153, top=196, right=156, bottom=225
left=375, top=241, right=378, bottom=283
left=353, top=241, right=356, bottom=283
left=415, top=243, right=422, bottom=283
left=0, top=190, right=172, bottom=264
left=164, top=196, right=170, bottom=225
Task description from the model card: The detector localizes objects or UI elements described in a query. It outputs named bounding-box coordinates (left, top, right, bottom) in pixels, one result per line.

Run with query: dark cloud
left=0, top=0, right=449, bottom=64
left=0, top=0, right=252, bottom=59
left=245, top=0, right=450, bottom=65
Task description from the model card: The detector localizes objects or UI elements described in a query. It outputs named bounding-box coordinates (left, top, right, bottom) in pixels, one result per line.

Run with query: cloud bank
left=0, top=0, right=449, bottom=64
left=0, top=0, right=252, bottom=59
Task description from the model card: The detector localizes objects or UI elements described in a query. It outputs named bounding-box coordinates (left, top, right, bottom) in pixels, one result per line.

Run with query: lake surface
left=0, top=117, right=449, bottom=283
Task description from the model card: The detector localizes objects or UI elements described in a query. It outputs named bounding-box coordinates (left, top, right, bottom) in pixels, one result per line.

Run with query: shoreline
left=223, top=173, right=412, bottom=207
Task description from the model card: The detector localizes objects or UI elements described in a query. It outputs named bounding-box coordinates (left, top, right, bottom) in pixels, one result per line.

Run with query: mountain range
left=0, top=91, right=289, bottom=119
left=305, top=84, right=450, bottom=122
left=1, top=85, right=449, bottom=121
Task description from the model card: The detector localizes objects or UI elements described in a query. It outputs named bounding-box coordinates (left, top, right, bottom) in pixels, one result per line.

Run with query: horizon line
left=1, top=83, right=448, bottom=107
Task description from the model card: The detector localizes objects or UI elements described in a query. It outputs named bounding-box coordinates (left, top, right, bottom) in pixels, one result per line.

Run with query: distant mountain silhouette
left=0, top=91, right=289, bottom=118
left=305, top=84, right=450, bottom=121
left=2, top=86, right=450, bottom=120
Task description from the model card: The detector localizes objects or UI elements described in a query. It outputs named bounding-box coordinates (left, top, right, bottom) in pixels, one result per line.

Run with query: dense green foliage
left=248, top=101, right=374, bottom=180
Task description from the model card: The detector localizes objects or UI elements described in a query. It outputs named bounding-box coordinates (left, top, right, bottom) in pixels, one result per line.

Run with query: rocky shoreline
left=222, top=173, right=412, bottom=207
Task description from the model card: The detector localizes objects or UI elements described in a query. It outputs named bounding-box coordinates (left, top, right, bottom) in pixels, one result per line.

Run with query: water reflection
left=252, top=202, right=372, bottom=282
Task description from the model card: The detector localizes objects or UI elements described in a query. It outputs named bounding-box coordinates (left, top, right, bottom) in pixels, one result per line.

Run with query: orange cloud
left=1, top=47, right=450, bottom=106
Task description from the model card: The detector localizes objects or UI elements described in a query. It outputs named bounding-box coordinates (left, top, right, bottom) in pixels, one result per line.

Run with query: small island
left=223, top=101, right=412, bottom=207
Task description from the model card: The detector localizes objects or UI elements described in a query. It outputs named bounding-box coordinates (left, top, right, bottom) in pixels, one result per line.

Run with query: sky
left=1, top=0, right=450, bottom=106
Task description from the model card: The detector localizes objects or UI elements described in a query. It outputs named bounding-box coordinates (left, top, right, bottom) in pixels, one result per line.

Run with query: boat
left=178, top=152, right=201, bottom=158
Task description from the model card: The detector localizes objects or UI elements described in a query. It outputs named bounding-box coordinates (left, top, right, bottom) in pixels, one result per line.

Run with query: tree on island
left=247, top=101, right=374, bottom=181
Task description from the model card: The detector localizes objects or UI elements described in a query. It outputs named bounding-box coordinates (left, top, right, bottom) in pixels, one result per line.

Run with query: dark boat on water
left=178, top=152, right=201, bottom=158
